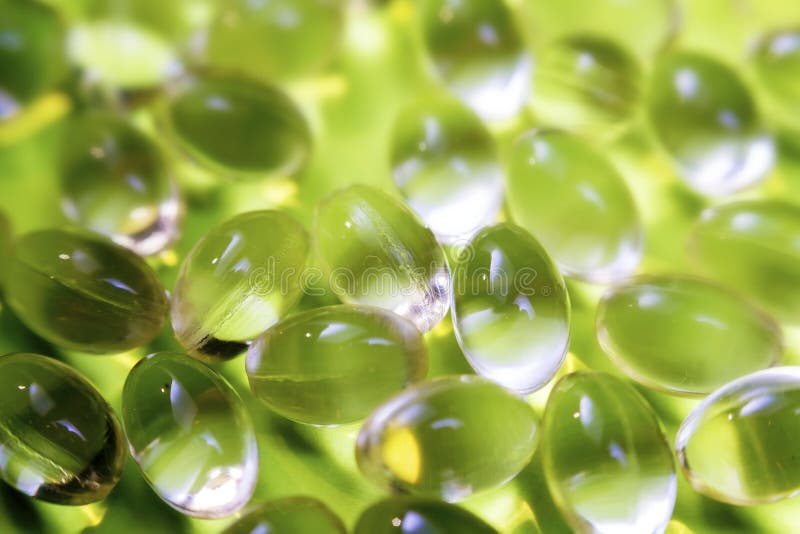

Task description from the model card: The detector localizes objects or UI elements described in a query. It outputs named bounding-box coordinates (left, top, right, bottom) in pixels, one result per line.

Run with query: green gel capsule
left=356, top=376, right=539, bottom=501
left=172, top=210, right=309, bottom=362
left=5, top=229, right=169, bottom=354
left=647, top=52, right=774, bottom=196
left=418, top=0, right=531, bottom=121
left=314, top=185, right=450, bottom=332
left=223, top=496, right=346, bottom=534
left=246, top=305, right=428, bottom=426
left=531, top=35, right=642, bottom=138
left=0, top=353, right=125, bottom=505
left=451, top=223, right=570, bottom=394
left=122, top=352, right=258, bottom=518
left=205, top=0, right=344, bottom=82
left=688, top=200, right=800, bottom=323
left=162, top=71, right=311, bottom=180
left=676, top=367, right=800, bottom=505
left=390, top=95, right=504, bottom=244
left=59, top=113, right=181, bottom=256
left=0, top=211, right=10, bottom=286
left=507, top=130, right=642, bottom=282
left=354, top=497, right=498, bottom=534
left=0, top=0, right=67, bottom=119
left=753, top=28, right=800, bottom=127
left=597, top=275, right=782, bottom=396
left=543, top=372, right=677, bottom=534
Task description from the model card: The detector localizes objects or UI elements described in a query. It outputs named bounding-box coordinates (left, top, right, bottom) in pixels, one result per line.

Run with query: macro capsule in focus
left=122, top=352, right=258, bottom=518
left=223, top=496, right=346, bottom=534
left=0, top=353, right=125, bottom=505
left=354, top=497, right=498, bottom=534
left=543, top=372, right=677, bottom=534
left=4, top=229, right=169, bottom=354
left=246, top=305, right=428, bottom=426
left=356, top=376, right=539, bottom=501
left=171, top=210, right=309, bottom=362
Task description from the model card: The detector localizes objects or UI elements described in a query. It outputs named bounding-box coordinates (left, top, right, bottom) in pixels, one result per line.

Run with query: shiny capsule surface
left=172, top=210, right=309, bottom=362
left=314, top=185, right=450, bottom=332
left=451, top=224, right=570, bottom=394
left=647, top=52, right=774, bottom=196
left=356, top=376, right=539, bottom=501
left=223, top=496, right=346, bottom=534
left=390, top=95, right=503, bottom=244
left=597, top=275, right=782, bottom=396
left=163, top=72, right=311, bottom=179
left=122, top=352, right=258, bottom=518
left=753, top=28, right=800, bottom=127
left=0, top=353, right=125, bottom=505
left=355, top=497, right=498, bottom=534
left=676, top=367, right=800, bottom=505
left=543, top=372, right=677, bottom=534
left=246, top=305, right=427, bottom=425
left=688, top=200, right=800, bottom=323
left=59, top=113, right=181, bottom=256
left=418, top=0, right=531, bottom=121
left=507, top=130, right=642, bottom=282
left=5, top=229, right=169, bottom=353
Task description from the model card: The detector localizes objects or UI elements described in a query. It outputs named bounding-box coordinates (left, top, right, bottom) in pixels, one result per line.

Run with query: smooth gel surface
left=223, top=496, right=346, bottom=534
left=354, top=497, right=498, bottom=534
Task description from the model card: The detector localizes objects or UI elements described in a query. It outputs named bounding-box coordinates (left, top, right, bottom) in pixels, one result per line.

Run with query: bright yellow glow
left=79, top=503, right=108, bottom=527
left=159, top=249, right=179, bottom=267
left=0, top=93, right=70, bottom=145
left=382, top=425, right=421, bottom=484
left=262, top=179, right=300, bottom=207
left=389, top=0, right=414, bottom=22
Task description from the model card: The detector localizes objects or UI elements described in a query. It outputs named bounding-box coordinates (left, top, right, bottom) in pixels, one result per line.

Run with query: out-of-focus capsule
left=752, top=28, right=800, bottom=128
left=314, top=185, right=450, bottom=332
left=354, top=497, right=498, bottom=534
left=223, top=496, right=346, bottom=534
left=543, top=372, right=677, bottom=534
left=356, top=376, right=539, bottom=501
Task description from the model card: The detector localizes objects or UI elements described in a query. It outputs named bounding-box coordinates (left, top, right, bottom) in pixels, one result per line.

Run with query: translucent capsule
left=597, top=275, right=782, bottom=396
left=0, top=0, right=67, bottom=119
left=162, top=71, right=311, bottom=180
left=676, top=367, right=800, bottom=505
left=122, top=352, right=258, bottom=518
left=451, top=224, right=570, bottom=394
left=688, top=200, right=800, bottom=323
left=314, top=185, right=450, bottom=332
left=223, top=496, right=346, bottom=534
left=507, top=130, right=642, bottom=282
left=205, top=0, right=344, bottom=82
left=4, top=229, right=169, bottom=354
left=172, top=210, right=309, bottom=362
left=418, top=0, right=531, bottom=121
left=647, top=52, right=775, bottom=196
left=531, top=36, right=642, bottom=138
left=59, top=113, right=181, bottom=256
left=354, top=497, right=498, bottom=534
left=543, top=372, right=677, bottom=534
left=0, top=353, right=125, bottom=505
left=356, top=375, right=539, bottom=501
left=246, top=305, right=427, bottom=426
left=0, top=212, right=10, bottom=286
left=753, top=28, right=800, bottom=127
left=389, top=95, right=504, bottom=244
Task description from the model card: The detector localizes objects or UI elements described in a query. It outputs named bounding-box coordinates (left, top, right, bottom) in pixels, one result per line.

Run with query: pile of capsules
left=1, top=0, right=800, bottom=532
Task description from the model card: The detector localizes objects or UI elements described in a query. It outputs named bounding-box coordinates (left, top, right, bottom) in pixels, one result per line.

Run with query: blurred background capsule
left=354, top=497, right=498, bottom=534
left=751, top=27, right=800, bottom=131
left=223, top=496, right=347, bottom=534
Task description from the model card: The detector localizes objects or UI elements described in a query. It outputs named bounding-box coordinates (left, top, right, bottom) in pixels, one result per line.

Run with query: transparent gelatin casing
left=223, top=496, right=347, bottom=534
left=752, top=28, right=800, bottom=129
left=354, top=497, right=499, bottom=534
left=122, top=352, right=259, bottom=518
left=314, top=185, right=450, bottom=333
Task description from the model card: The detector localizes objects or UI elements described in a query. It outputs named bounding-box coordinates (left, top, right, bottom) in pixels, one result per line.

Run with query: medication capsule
left=688, top=200, right=800, bottom=323
left=507, top=130, right=642, bottom=282
left=59, top=113, right=181, bottom=256
left=676, top=367, right=800, bottom=505
left=314, top=185, right=450, bottom=333
left=390, top=95, right=504, bottom=244
left=752, top=28, right=800, bottom=128
left=356, top=376, right=539, bottom=501
left=171, top=210, right=309, bottom=362
left=223, top=496, right=346, bottom=534
left=418, top=0, right=531, bottom=121
left=162, top=71, right=311, bottom=180
left=4, top=229, right=169, bottom=354
left=543, top=372, right=677, bottom=534
left=647, top=52, right=775, bottom=196
left=246, top=305, right=427, bottom=426
left=354, top=497, right=498, bottom=534
left=531, top=35, right=642, bottom=138
left=122, top=352, right=258, bottom=518
left=597, top=275, right=782, bottom=396
left=0, top=353, right=125, bottom=505
left=451, top=223, right=570, bottom=394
